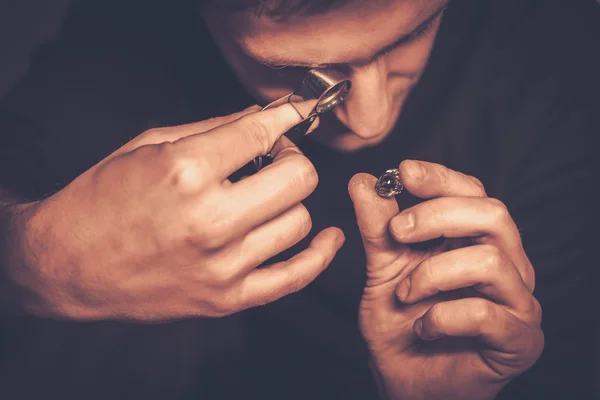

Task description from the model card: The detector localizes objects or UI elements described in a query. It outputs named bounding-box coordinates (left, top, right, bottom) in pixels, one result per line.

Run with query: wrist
left=0, top=199, right=56, bottom=317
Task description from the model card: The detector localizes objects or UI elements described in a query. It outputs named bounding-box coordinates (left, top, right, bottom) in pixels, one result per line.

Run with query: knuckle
left=184, top=193, right=234, bottom=250
left=126, top=141, right=160, bottom=160
left=123, top=127, right=173, bottom=155
left=185, top=216, right=231, bottom=250
left=255, top=287, right=280, bottom=306
left=472, top=299, right=495, bottom=324
left=209, top=292, right=239, bottom=316
left=314, top=250, right=331, bottom=270
left=140, top=141, right=211, bottom=192
left=419, top=258, right=438, bottom=283
left=522, top=264, right=536, bottom=293
left=434, top=166, right=450, bottom=187
left=164, top=154, right=210, bottom=193
left=192, top=226, right=230, bottom=251
left=143, top=127, right=170, bottom=140
left=134, top=128, right=166, bottom=147
left=428, top=304, right=446, bottom=328
left=144, top=126, right=167, bottom=135
left=468, top=175, right=486, bottom=195
left=286, top=270, right=306, bottom=295
left=270, top=208, right=312, bottom=250
left=241, top=115, right=272, bottom=155
left=479, top=244, right=505, bottom=273
left=528, top=297, right=543, bottom=323
left=292, top=156, right=319, bottom=191
left=216, top=264, right=242, bottom=286
left=488, top=198, right=511, bottom=224
left=293, top=205, right=313, bottom=237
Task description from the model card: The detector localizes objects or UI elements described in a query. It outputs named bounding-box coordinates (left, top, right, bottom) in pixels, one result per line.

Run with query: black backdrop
left=0, top=0, right=598, bottom=398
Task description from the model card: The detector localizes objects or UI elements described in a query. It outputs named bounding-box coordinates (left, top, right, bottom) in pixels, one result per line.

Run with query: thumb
left=348, top=173, right=403, bottom=268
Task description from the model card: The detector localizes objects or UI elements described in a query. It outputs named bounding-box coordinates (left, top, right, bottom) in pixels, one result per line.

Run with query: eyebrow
left=256, top=1, right=449, bottom=69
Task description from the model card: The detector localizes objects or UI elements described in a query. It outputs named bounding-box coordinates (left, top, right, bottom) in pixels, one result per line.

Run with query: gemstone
left=375, top=169, right=404, bottom=198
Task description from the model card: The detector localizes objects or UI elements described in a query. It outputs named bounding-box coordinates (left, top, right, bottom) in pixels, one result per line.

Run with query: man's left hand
left=349, top=160, right=544, bottom=400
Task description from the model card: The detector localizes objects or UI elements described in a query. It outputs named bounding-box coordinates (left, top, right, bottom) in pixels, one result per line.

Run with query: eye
left=261, top=62, right=309, bottom=74
left=408, top=18, right=438, bottom=41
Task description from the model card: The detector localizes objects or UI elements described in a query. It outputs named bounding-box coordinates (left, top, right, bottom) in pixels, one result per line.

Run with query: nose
left=333, top=58, right=393, bottom=139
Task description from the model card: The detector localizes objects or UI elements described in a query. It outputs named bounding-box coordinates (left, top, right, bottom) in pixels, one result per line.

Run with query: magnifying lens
left=253, top=68, right=351, bottom=171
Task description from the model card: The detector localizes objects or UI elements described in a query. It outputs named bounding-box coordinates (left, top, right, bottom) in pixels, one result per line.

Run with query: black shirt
left=0, top=1, right=597, bottom=399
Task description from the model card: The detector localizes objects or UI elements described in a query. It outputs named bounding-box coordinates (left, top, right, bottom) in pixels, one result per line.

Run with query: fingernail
left=413, top=319, right=423, bottom=336
left=396, top=277, right=411, bottom=301
left=407, top=160, right=427, bottom=180
left=335, top=231, right=346, bottom=250
left=391, top=212, right=415, bottom=238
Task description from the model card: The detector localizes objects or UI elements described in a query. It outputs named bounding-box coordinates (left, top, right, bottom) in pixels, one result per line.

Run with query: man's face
left=202, top=0, right=447, bottom=152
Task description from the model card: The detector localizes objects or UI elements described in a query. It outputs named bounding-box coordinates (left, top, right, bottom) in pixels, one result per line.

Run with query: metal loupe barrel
left=253, top=68, right=351, bottom=171
left=296, top=68, right=351, bottom=113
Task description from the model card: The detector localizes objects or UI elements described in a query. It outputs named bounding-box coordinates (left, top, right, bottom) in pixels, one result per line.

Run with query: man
left=0, top=0, right=596, bottom=399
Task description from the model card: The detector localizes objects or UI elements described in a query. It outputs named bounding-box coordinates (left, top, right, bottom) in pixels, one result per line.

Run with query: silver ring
left=375, top=168, right=404, bottom=198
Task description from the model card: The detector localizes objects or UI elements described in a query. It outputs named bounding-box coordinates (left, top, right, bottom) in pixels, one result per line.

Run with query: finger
left=164, top=105, right=263, bottom=138
left=120, top=105, right=262, bottom=153
left=348, top=173, right=403, bottom=269
left=388, top=196, right=534, bottom=290
left=239, top=227, right=345, bottom=308
left=173, top=102, right=308, bottom=180
left=220, top=145, right=317, bottom=240
left=389, top=197, right=522, bottom=246
left=397, top=245, right=534, bottom=315
left=399, top=160, right=486, bottom=198
left=414, top=298, right=533, bottom=353
left=239, top=203, right=313, bottom=270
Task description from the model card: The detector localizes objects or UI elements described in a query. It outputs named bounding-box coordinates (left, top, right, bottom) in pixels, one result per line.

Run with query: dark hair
left=200, top=0, right=350, bottom=20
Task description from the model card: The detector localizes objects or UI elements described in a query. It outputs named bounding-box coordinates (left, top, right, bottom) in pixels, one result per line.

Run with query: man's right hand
left=2, top=104, right=344, bottom=321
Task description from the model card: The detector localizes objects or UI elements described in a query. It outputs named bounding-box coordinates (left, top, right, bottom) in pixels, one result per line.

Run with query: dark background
left=0, top=0, right=70, bottom=99
left=0, top=0, right=598, bottom=398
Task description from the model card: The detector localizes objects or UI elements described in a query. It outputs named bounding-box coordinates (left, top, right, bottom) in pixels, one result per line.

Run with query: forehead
left=215, top=0, right=444, bottom=67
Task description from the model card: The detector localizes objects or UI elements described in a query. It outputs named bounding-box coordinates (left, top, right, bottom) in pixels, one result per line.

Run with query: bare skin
left=349, top=163, right=543, bottom=400
left=0, top=1, right=544, bottom=398
left=201, top=0, right=446, bottom=151
left=201, top=1, right=544, bottom=398
left=2, top=104, right=344, bottom=321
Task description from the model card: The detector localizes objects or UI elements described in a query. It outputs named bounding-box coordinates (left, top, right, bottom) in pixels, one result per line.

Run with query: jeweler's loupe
left=254, top=68, right=351, bottom=170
